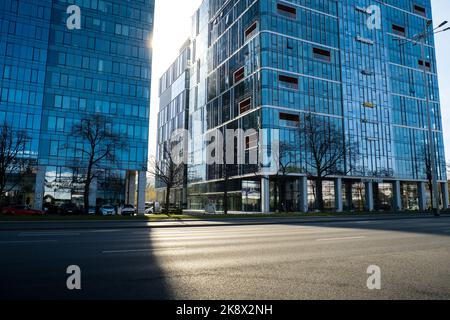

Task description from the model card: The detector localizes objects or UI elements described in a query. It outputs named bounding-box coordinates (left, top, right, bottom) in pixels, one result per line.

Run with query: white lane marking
left=102, top=247, right=186, bottom=254
left=102, top=249, right=153, bottom=254
left=147, top=231, right=342, bottom=242
left=0, top=240, right=58, bottom=244
left=18, top=232, right=80, bottom=237
left=316, top=236, right=366, bottom=242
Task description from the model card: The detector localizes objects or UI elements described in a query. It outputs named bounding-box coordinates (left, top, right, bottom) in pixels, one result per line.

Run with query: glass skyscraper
left=0, top=0, right=154, bottom=212
left=158, top=0, right=448, bottom=213
left=156, top=40, right=191, bottom=207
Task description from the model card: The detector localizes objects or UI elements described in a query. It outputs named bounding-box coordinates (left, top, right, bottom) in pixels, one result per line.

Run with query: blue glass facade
left=0, top=0, right=154, bottom=209
left=157, top=0, right=447, bottom=213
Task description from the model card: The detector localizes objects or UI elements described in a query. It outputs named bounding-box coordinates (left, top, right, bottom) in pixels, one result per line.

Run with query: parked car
left=145, top=202, right=161, bottom=214
left=119, top=204, right=136, bottom=216
left=43, top=203, right=58, bottom=215
left=58, top=203, right=82, bottom=215
left=1, top=205, right=44, bottom=216
left=145, top=207, right=154, bottom=214
left=161, top=204, right=183, bottom=215
left=87, top=206, right=97, bottom=215
left=100, top=205, right=116, bottom=216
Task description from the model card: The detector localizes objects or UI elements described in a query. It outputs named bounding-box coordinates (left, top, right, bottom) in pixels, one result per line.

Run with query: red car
left=1, top=205, right=44, bottom=216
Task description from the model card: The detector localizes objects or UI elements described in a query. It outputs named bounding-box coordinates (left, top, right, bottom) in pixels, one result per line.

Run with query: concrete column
left=33, top=166, right=46, bottom=210
left=345, top=181, right=353, bottom=210
left=261, top=176, right=270, bottom=213
left=393, top=180, right=402, bottom=212
left=442, top=182, right=449, bottom=210
left=126, top=171, right=136, bottom=206
left=418, top=182, right=427, bottom=212
left=137, top=171, right=146, bottom=215
left=334, top=178, right=343, bottom=212
left=298, top=176, right=308, bottom=213
left=365, top=181, right=374, bottom=212
left=88, top=176, right=97, bottom=207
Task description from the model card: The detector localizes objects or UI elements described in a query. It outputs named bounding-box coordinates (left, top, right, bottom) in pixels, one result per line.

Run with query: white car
left=145, top=202, right=161, bottom=214
left=119, top=204, right=136, bottom=216
left=100, top=205, right=116, bottom=216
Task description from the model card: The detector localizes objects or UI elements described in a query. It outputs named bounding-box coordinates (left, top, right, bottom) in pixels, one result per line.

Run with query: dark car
left=1, top=205, right=44, bottom=216
left=58, top=203, right=82, bottom=215
left=43, top=203, right=58, bottom=215
left=161, top=205, right=183, bottom=215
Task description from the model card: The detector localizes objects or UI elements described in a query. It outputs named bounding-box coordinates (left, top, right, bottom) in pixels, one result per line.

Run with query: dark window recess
left=279, top=75, right=298, bottom=90
left=279, top=112, right=300, bottom=125
left=392, top=24, right=406, bottom=36
left=245, top=136, right=251, bottom=149
left=313, top=47, right=331, bottom=62
left=414, top=5, right=426, bottom=17
left=234, top=67, right=245, bottom=83
left=245, top=135, right=257, bottom=149
left=244, top=22, right=257, bottom=39
left=239, top=98, right=251, bottom=114
left=418, top=60, right=431, bottom=70
left=277, top=3, right=297, bottom=19
left=287, top=39, right=294, bottom=50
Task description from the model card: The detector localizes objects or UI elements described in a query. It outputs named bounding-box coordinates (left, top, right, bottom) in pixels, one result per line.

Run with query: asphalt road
left=1, top=216, right=450, bottom=299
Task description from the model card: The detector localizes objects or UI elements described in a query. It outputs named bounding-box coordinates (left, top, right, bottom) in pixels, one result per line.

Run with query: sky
left=148, top=0, right=203, bottom=160
left=149, top=0, right=450, bottom=162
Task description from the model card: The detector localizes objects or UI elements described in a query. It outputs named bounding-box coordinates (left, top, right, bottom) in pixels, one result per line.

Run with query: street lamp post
left=395, top=20, right=449, bottom=216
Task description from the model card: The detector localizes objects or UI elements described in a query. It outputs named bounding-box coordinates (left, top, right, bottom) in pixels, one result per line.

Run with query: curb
left=0, top=214, right=447, bottom=231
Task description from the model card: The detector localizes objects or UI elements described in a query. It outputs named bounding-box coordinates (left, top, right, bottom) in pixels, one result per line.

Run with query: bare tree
left=422, top=145, right=433, bottom=203
left=270, top=141, right=298, bottom=212
left=0, top=123, right=31, bottom=205
left=251, top=135, right=298, bottom=212
left=70, top=114, right=125, bottom=214
left=299, top=113, right=358, bottom=211
left=150, top=142, right=185, bottom=215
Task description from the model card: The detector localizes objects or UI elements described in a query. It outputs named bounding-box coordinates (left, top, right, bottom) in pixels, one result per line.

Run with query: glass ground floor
left=155, top=187, right=187, bottom=208
left=186, top=176, right=450, bottom=213
left=1, top=166, right=147, bottom=214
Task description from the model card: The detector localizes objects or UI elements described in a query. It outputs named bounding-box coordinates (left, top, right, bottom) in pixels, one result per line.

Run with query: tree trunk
left=83, top=182, right=90, bottom=215
left=84, top=159, right=94, bottom=215
left=280, top=179, right=287, bottom=212
left=428, top=181, right=433, bottom=211
left=274, top=179, right=279, bottom=212
left=223, top=134, right=228, bottom=215
left=223, top=162, right=228, bottom=215
left=315, top=178, right=324, bottom=211
left=165, top=186, right=171, bottom=215
left=223, top=182, right=228, bottom=215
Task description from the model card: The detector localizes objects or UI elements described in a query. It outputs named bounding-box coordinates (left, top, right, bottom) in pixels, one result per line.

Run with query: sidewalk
left=0, top=213, right=447, bottom=231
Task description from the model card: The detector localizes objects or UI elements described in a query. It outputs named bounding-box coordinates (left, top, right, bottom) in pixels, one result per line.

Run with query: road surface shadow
left=0, top=228, right=173, bottom=300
